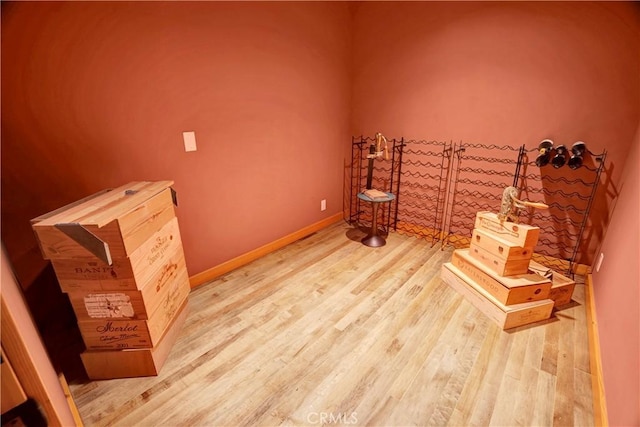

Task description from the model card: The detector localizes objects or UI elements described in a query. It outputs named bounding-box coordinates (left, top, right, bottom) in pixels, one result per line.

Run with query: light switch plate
left=183, top=131, right=197, bottom=152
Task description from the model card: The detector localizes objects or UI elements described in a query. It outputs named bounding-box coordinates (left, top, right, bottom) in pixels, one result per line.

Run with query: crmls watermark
left=306, top=412, right=358, bottom=425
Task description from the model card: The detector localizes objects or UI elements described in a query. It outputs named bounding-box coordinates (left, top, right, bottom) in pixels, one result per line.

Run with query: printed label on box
left=84, top=293, right=135, bottom=318
left=66, top=259, right=128, bottom=280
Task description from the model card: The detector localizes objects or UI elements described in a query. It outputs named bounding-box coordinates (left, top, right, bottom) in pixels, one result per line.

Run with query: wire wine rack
left=514, top=145, right=607, bottom=275
left=347, top=135, right=606, bottom=276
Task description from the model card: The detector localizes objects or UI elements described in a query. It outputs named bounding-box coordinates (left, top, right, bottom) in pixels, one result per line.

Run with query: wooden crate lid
left=32, top=181, right=174, bottom=228
left=474, top=211, right=540, bottom=248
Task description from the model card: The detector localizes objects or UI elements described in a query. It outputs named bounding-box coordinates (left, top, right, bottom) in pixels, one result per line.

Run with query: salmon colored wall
left=591, top=126, right=639, bottom=427
left=1, top=1, right=351, bottom=284
left=351, top=1, right=639, bottom=264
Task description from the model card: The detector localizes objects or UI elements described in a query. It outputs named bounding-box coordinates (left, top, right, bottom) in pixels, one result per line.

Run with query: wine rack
left=393, top=138, right=451, bottom=245
left=514, top=146, right=607, bottom=275
left=443, top=142, right=522, bottom=250
left=348, top=135, right=403, bottom=235
left=347, top=135, right=606, bottom=276
left=348, top=136, right=451, bottom=245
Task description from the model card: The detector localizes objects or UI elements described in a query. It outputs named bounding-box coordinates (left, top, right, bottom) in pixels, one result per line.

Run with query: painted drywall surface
left=1, top=2, right=351, bottom=279
left=351, top=1, right=640, bottom=264
left=591, top=125, right=640, bottom=427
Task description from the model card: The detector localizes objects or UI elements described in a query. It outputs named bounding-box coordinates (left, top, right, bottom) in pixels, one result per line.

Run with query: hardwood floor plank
left=467, top=329, right=513, bottom=426
left=425, top=315, right=489, bottom=426
left=574, top=367, right=595, bottom=427
left=512, top=364, right=542, bottom=426
left=67, top=222, right=594, bottom=427
left=488, top=373, right=520, bottom=426
left=447, top=318, right=501, bottom=426
left=532, top=370, right=558, bottom=427
left=503, top=326, right=531, bottom=381
left=390, top=304, right=470, bottom=423
left=554, top=309, right=576, bottom=427
left=541, top=320, right=561, bottom=376
left=488, top=328, right=531, bottom=426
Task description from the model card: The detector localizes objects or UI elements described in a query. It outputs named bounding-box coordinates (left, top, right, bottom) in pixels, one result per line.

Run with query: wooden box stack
left=31, top=181, right=190, bottom=379
left=441, top=211, right=575, bottom=330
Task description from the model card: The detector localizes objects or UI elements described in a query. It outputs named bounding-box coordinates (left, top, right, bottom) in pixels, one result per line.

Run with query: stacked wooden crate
left=441, top=211, right=575, bottom=330
left=31, top=181, right=190, bottom=379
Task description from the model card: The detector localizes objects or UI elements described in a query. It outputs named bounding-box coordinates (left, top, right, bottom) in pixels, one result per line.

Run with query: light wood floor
left=69, top=222, right=594, bottom=426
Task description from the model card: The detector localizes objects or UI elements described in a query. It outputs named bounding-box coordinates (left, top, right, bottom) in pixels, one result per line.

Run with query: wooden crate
left=529, top=260, right=576, bottom=307
left=77, top=267, right=189, bottom=350
left=441, top=263, right=554, bottom=330
left=31, top=181, right=176, bottom=264
left=451, top=249, right=551, bottom=305
left=81, top=301, right=189, bottom=379
left=67, top=248, right=189, bottom=321
left=549, top=277, right=576, bottom=308
left=474, top=211, right=540, bottom=248
left=468, top=242, right=530, bottom=276
left=471, top=228, right=533, bottom=261
left=50, top=217, right=184, bottom=293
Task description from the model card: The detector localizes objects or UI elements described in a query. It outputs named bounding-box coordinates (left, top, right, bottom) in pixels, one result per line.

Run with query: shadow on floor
left=345, top=225, right=390, bottom=243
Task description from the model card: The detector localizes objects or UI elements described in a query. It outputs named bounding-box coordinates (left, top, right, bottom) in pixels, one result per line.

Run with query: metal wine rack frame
left=393, top=139, right=452, bottom=245
left=347, top=135, right=606, bottom=276
left=348, top=135, right=404, bottom=236
left=442, top=142, right=523, bottom=250
left=348, top=136, right=451, bottom=246
left=513, top=146, right=607, bottom=275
